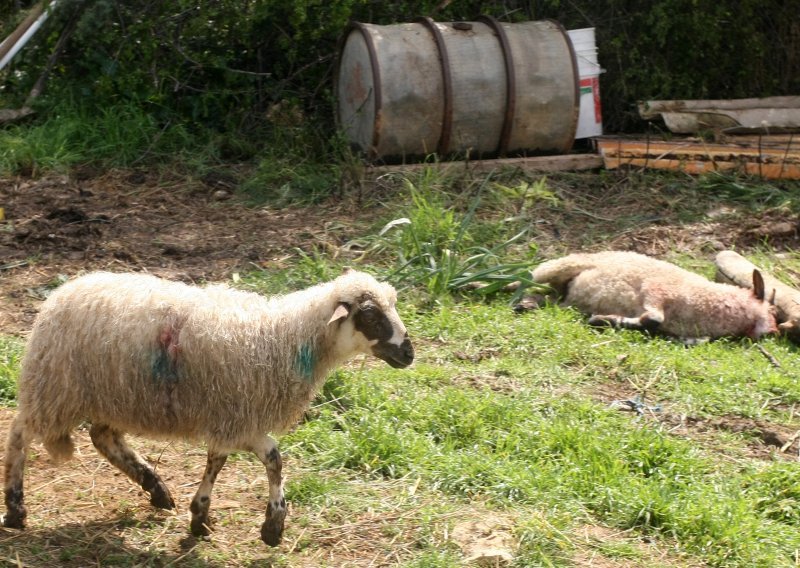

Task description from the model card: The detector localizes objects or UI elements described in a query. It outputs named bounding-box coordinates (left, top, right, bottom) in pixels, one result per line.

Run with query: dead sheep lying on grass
left=530, top=250, right=778, bottom=341
left=3, top=269, right=414, bottom=545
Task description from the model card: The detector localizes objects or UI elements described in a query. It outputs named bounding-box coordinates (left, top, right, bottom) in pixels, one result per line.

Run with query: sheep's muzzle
left=372, top=336, right=414, bottom=368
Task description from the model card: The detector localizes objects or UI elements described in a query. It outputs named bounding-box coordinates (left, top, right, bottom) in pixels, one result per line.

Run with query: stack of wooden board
left=597, top=135, right=800, bottom=180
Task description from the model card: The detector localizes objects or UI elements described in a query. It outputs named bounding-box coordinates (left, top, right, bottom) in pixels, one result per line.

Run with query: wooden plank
left=0, top=107, right=34, bottom=123
left=364, top=153, right=603, bottom=177
left=598, top=139, right=800, bottom=157
left=597, top=138, right=800, bottom=180
left=717, top=134, right=800, bottom=149
left=601, top=156, right=800, bottom=179
left=640, top=96, right=800, bottom=115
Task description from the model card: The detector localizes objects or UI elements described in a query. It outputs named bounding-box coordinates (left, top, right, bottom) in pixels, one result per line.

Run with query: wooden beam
left=597, top=138, right=800, bottom=180
left=0, top=2, right=45, bottom=63
left=364, top=153, right=603, bottom=177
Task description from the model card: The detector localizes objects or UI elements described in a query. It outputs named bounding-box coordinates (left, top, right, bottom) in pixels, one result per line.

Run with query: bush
left=1, top=1, right=796, bottom=168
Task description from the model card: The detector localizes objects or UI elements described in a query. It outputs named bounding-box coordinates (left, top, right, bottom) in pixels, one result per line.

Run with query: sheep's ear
left=752, top=269, right=766, bottom=301
left=342, top=267, right=353, bottom=275
left=328, top=302, right=350, bottom=325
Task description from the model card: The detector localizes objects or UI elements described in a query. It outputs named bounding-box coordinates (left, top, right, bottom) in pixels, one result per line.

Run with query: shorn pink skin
left=532, top=251, right=778, bottom=342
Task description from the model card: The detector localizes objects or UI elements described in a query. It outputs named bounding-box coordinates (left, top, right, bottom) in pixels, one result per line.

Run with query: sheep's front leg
left=3, top=416, right=31, bottom=528
left=89, top=424, right=175, bottom=510
left=190, top=452, right=228, bottom=536
left=251, top=436, right=286, bottom=546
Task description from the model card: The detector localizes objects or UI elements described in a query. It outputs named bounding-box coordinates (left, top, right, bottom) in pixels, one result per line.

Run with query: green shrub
left=0, top=336, right=23, bottom=403
left=2, top=0, right=796, bottom=172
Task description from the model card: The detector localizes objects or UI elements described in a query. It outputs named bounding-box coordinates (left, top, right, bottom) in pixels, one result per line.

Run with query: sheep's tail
left=532, top=254, right=599, bottom=289
left=42, top=433, right=76, bottom=463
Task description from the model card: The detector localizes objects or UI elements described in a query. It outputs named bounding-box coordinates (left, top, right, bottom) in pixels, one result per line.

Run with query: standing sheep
left=3, top=268, right=414, bottom=545
left=530, top=251, right=777, bottom=341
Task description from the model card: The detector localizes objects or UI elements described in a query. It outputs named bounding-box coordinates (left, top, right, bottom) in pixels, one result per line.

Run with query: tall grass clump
left=0, top=99, right=196, bottom=175
left=239, top=114, right=343, bottom=204
left=239, top=247, right=349, bottom=296
left=239, top=153, right=339, bottom=205
left=0, top=336, right=23, bottom=403
left=743, top=462, right=800, bottom=526
left=366, top=170, right=537, bottom=300
left=697, top=172, right=800, bottom=210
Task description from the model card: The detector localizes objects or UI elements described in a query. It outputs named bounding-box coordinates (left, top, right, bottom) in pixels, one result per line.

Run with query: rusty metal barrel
left=335, top=17, right=579, bottom=162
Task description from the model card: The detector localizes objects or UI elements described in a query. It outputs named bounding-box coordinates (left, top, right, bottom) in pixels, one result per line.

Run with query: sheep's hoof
left=190, top=517, right=212, bottom=537
left=260, top=519, right=283, bottom=547
left=2, top=511, right=26, bottom=529
left=149, top=485, right=176, bottom=510
left=260, top=501, right=286, bottom=546
left=588, top=315, right=615, bottom=328
left=513, top=294, right=548, bottom=314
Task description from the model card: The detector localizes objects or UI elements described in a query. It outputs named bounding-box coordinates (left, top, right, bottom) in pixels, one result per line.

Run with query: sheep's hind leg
left=3, top=416, right=32, bottom=528
left=588, top=310, right=664, bottom=335
left=89, top=424, right=175, bottom=510
left=251, top=436, right=286, bottom=546
left=189, top=451, right=228, bottom=537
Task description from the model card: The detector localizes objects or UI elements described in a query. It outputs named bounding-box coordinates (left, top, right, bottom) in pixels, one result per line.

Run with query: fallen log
left=714, top=250, right=800, bottom=343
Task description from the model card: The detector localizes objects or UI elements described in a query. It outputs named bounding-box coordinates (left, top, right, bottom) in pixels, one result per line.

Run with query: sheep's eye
left=361, top=308, right=378, bottom=322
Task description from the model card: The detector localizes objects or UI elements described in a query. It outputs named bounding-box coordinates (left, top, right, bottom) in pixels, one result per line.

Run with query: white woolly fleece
left=16, top=269, right=403, bottom=453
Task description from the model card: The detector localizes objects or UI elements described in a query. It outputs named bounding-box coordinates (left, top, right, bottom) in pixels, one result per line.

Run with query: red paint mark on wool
left=158, top=323, right=182, bottom=361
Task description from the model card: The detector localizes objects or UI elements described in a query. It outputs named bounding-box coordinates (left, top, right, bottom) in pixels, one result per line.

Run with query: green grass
left=0, top=335, right=23, bottom=403
left=4, top=169, right=800, bottom=566
left=0, top=97, right=342, bottom=203
left=277, top=300, right=800, bottom=566
left=0, top=100, right=197, bottom=174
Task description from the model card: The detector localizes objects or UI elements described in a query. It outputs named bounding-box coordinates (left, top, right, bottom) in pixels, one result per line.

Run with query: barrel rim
left=333, top=21, right=383, bottom=159
left=415, top=16, right=453, bottom=155
left=476, top=15, right=516, bottom=156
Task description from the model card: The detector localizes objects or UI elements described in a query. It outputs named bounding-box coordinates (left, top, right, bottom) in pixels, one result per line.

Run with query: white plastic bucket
left=567, top=28, right=603, bottom=139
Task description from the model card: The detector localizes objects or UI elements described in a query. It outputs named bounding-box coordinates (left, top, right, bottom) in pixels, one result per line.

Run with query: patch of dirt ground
left=4, top=171, right=800, bottom=337
left=592, top=379, right=800, bottom=462
left=0, top=172, right=368, bottom=336
left=0, top=406, right=440, bottom=567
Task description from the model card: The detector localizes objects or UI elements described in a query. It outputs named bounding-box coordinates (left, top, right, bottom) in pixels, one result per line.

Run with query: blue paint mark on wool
left=151, top=350, right=180, bottom=384
left=294, top=343, right=316, bottom=381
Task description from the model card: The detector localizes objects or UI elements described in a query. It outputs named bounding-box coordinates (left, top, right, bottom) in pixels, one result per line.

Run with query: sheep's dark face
left=353, top=297, right=414, bottom=368
left=328, top=272, right=414, bottom=368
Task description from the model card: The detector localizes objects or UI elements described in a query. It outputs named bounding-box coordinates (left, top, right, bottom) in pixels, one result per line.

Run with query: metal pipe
left=0, top=0, right=58, bottom=73
left=0, top=2, right=45, bottom=61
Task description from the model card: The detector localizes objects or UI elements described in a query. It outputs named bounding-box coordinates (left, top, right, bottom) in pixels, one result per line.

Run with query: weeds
left=361, top=172, right=541, bottom=300
left=0, top=335, right=22, bottom=403
left=698, top=172, right=798, bottom=209
left=0, top=97, right=340, bottom=205
left=0, top=100, right=195, bottom=174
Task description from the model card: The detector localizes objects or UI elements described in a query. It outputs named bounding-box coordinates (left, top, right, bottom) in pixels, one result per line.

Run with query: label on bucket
left=579, top=77, right=602, bottom=124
